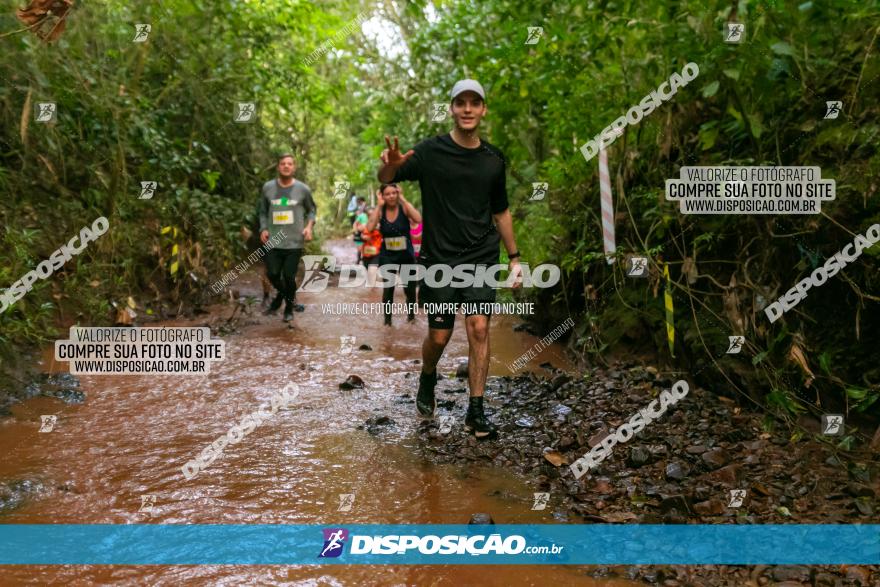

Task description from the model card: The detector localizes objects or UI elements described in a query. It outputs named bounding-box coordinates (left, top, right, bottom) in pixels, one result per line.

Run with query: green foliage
left=1, top=0, right=878, bottom=428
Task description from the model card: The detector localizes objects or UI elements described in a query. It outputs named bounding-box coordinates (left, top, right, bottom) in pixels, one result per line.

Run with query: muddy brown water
left=0, top=240, right=635, bottom=585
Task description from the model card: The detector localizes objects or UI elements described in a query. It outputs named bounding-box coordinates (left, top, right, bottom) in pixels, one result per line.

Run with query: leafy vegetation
left=1, top=0, right=878, bottom=430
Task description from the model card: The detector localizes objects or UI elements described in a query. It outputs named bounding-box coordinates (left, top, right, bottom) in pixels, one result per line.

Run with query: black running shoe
left=465, top=397, right=498, bottom=440
left=283, top=302, right=294, bottom=323
left=294, top=303, right=305, bottom=312
left=416, top=370, right=437, bottom=418
left=263, top=294, right=283, bottom=315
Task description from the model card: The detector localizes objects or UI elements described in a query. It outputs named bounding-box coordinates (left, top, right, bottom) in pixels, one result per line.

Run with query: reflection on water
left=0, top=240, right=633, bottom=585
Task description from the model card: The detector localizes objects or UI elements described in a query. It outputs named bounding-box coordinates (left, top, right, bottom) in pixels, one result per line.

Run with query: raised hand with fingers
left=380, top=135, right=414, bottom=168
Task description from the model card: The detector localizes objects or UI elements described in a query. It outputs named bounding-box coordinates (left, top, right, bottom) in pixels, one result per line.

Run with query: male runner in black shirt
left=377, top=79, right=522, bottom=439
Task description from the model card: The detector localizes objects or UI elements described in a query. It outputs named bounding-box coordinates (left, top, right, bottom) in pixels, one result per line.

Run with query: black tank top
left=379, top=205, right=415, bottom=264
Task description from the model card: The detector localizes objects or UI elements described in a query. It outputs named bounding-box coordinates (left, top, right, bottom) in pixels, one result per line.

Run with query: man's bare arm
left=493, top=209, right=518, bottom=257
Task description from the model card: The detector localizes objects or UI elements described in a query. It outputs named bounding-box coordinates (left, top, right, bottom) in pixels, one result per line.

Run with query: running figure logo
left=626, top=256, right=648, bottom=278
left=139, top=181, right=157, bottom=200
left=525, top=27, right=544, bottom=45
left=531, top=492, right=550, bottom=510
left=824, top=101, right=842, bottom=119
left=318, top=528, right=349, bottom=558
left=530, top=182, right=548, bottom=201
left=727, top=489, right=746, bottom=508
left=726, top=335, right=745, bottom=354
left=35, top=102, right=57, bottom=123
left=338, top=493, right=355, bottom=512
left=821, top=414, right=844, bottom=436
left=133, top=24, right=151, bottom=42
left=39, top=415, right=57, bottom=433
left=431, top=103, right=448, bottom=122
left=139, top=495, right=156, bottom=513
left=334, top=181, right=350, bottom=199
left=300, top=255, right=335, bottom=293
left=234, top=102, right=256, bottom=123
left=725, top=23, right=745, bottom=43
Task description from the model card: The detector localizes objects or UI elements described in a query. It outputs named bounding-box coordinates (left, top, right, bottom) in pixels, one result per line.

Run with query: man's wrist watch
left=508, top=251, right=521, bottom=260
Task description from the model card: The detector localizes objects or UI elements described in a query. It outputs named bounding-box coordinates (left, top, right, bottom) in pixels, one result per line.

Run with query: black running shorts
left=418, top=263, right=497, bottom=330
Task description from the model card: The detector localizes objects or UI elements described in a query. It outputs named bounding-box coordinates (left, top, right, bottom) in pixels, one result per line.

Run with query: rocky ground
left=396, top=362, right=879, bottom=586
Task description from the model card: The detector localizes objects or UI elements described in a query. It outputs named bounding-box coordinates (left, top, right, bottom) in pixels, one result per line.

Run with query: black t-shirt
left=392, top=133, right=509, bottom=266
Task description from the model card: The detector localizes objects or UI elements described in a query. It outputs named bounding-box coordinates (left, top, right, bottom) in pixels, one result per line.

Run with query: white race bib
left=273, top=211, right=293, bottom=225
left=385, top=236, right=406, bottom=251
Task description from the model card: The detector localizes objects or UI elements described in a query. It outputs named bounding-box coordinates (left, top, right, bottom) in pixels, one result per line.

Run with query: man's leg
left=464, top=314, right=490, bottom=398
left=417, top=326, right=452, bottom=418
left=280, top=249, right=302, bottom=321
left=263, top=249, right=285, bottom=314
left=463, top=308, right=497, bottom=439
left=422, top=326, right=453, bottom=374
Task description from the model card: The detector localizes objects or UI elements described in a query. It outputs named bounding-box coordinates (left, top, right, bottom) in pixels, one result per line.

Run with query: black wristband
left=508, top=251, right=521, bottom=260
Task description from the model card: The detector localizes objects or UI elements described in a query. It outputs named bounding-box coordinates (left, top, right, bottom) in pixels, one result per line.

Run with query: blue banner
left=0, top=524, right=877, bottom=565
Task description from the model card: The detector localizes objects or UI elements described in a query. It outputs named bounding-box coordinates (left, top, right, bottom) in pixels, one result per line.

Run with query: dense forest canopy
left=1, top=0, right=878, bottom=441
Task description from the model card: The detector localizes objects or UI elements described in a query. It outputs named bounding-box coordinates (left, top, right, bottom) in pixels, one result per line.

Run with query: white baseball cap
left=450, top=79, right=486, bottom=101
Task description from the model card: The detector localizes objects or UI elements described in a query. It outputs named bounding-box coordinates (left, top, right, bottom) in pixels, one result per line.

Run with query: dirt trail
left=0, top=239, right=634, bottom=585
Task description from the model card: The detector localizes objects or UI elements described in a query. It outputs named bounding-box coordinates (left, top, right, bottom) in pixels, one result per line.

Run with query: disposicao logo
left=318, top=528, right=349, bottom=558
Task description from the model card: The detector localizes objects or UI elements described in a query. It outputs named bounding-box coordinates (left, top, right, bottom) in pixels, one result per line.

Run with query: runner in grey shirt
left=258, top=153, right=317, bottom=322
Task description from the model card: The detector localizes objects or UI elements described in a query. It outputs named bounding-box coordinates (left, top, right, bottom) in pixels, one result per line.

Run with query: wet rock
left=647, top=444, right=668, bottom=457
left=24, top=373, right=85, bottom=404
left=844, top=566, right=872, bottom=585
left=593, top=478, right=614, bottom=494
left=468, top=513, right=495, bottom=525
left=443, top=387, right=467, bottom=394
left=665, top=462, right=689, bottom=481
left=513, top=322, right=537, bottom=335
left=588, top=429, right=611, bottom=447
left=825, top=455, right=843, bottom=467
left=0, top=479, right=43, bottom=512
left=339, top=375, right=365, bottom=390
left=628, top=447, right=652, bottom=468
left=365, top=415, right=395, bottom=435
left=455, top=362, right=469, bottom=378
left=558, top=435, right=576, bottom=450
left=845, top=483, right=875, bottom=498
left=701, top=448, right=731, bottom=469
left=515, top=416, right=536, bottom=428
left=659, top=495, right=691, bottom=515
left=705, top=464, right=742, bottom=485
left=750, top=482, right=774, bottom=497
left=854, top=497, right=873, bottom=515
left=686, top=445, right=708, bottom=455
left=550, top=374, right=572, bottom=391
left=358, top=344, right=372, bottom=351
left=770, top=566, right=811, bottom=582
left=693, top=500, right=726, bottom=515
left=551, top=404, right=572, bottom=418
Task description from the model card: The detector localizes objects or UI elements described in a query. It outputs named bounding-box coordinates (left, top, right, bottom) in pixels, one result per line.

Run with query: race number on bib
left=385, top=236, right=406, bottom=251
left=273, top=211, right=293, bottom=225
